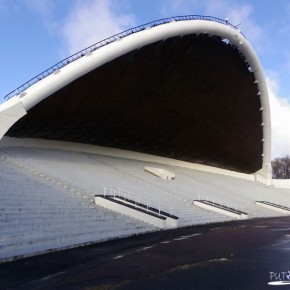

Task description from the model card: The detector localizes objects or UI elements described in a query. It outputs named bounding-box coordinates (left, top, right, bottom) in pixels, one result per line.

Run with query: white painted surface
left=270, top=179, right=290, bottom=189
left=0, top=98, right=26, bottom=139
left=112, top=197, right=178, bottom=228
left=1, top=141, right=289, bottom=262
left=101, top=187, right=179, bottom=228
left=164, top=215, right=179, bottom=228
left=255, top=201, right=290, bottom=214
left=144, top=167, right=175, bottom=180
left=1, top=143, right=289, bottom=222
left=0, top=137, right=256, bottom=181
left=193, top=200, right=248, bottom=219
left=0, top=154, right=157, bottom=262
left=95, top=196, right=166, bottom=228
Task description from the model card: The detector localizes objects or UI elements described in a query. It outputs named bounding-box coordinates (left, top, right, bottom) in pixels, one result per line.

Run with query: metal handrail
left=102, top=186, right=172, bottom=216
left=197, top=195, right=246, bottom=214
left=4, top=15, right=242, bottom=100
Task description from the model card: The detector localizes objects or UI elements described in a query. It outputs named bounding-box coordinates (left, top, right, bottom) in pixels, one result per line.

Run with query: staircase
left=0, top=158, right=156, bottom=262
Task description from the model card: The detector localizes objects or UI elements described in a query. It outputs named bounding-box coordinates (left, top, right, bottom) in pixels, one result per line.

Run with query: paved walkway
left=1, top=216, right=290, bottom=290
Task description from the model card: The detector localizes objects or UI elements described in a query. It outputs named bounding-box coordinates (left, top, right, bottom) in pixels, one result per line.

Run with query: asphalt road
left=1, top=216, right=290, bottom=290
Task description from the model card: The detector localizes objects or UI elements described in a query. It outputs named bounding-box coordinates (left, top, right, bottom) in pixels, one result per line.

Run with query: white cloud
left=159, top=0, right=263, bottom=50
left=222, top=6, right=261, bottom=44
left=267, top=76, right=290, bottom=158
left=61, top=0, right=136, bottom=55
left=204, top=1, right=263, bottom=50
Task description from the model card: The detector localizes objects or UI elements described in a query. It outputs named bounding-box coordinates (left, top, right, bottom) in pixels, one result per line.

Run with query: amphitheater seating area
left=0, top=143, right=290, bottom=262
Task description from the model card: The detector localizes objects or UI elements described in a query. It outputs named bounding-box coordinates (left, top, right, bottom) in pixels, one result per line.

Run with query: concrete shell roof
left=1, top=16, right=271, bottom=174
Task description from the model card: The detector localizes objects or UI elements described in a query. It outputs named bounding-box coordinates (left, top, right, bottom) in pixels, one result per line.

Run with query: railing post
left=101, top=186, right=177, bottom=218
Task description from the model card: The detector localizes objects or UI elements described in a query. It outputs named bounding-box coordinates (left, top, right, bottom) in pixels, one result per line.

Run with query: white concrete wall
left=95, top=196, right=166, bottom=228
left=193, top=201, right=248, bottom=219
left=255, top=201, right=290, bottom=214
left=0, top=98, right=26, bottom=139
left=270, top=179, right=290, bottom=189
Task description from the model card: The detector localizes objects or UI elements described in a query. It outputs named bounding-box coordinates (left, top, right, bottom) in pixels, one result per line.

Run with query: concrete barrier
left=193, top=200, right=248, bottom=219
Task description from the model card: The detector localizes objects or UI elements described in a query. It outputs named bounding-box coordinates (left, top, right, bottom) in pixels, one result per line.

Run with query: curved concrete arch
left=0, top=17, right=271, bottom=178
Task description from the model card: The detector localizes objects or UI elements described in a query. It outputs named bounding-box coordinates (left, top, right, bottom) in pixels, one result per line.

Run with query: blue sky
left=1, top=0, right=290, bottom=157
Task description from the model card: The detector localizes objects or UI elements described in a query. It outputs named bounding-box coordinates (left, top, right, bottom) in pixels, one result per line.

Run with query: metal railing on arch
left=4, top=15, right=241, bottom=100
